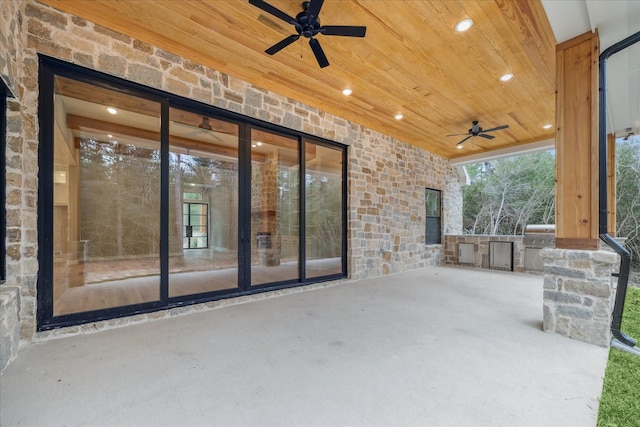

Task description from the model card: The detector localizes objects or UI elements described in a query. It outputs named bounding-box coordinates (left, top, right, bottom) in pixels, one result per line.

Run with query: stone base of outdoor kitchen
left=541, top=248, right=619, bottom=347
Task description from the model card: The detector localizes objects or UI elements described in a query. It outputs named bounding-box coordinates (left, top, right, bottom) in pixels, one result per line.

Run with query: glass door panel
left=305, top=143, right=344, bottom=278
left=168, top=108, right=239, bottom=297
left=183, top=202, right=209, bottom=249
left=250, top=129, right=300, bottom=286
left=53, top=76, right=162, bottom=315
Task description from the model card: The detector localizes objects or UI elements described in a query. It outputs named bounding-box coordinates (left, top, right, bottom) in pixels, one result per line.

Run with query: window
left=425, top=188, right=442, bottom=244
left=0, top=78, right=12, bottom=283
left=37, top=56, right=347, bottom=329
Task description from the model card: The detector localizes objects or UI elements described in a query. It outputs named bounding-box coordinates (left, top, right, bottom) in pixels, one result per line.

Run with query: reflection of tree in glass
left=305, top=172, right=342, bottom=259
left=425, top=189, right=440, bottom=217
left=80, top=138, right=160, bottom=259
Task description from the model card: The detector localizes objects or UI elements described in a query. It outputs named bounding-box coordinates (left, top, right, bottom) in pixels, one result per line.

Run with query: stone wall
left=2, top=0, right=463, bottom=355
left=2, top=0, right=35, bottom=368
left=348, top=132, right=461, bottom=279
left=541, top=248, right=618, bottom=346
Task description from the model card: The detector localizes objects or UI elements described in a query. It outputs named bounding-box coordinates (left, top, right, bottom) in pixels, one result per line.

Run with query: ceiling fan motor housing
left=296, top=3, right=321, bottom=37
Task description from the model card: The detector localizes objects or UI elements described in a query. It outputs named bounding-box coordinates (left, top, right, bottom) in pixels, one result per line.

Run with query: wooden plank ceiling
left=38, top=0, right=557, bottom=159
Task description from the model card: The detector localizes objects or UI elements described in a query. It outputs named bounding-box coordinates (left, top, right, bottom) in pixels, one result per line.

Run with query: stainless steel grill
left=523, top=224, right=555, bottom=271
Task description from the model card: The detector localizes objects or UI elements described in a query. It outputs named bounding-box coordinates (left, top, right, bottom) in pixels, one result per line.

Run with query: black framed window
left=425, top=188, right=442, bottom=244
left=37, top=55, right=347, bottom=329
left=1, top=78, right=12, bottom=284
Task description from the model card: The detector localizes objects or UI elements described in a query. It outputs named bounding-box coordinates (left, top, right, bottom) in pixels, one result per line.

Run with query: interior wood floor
left=53, top=257, right=342, bottom=316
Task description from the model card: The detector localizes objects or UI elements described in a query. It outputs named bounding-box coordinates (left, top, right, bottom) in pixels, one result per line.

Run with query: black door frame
left=37, top=55, right=348, bottom=330
left=183, top=202, right=209, bottom=250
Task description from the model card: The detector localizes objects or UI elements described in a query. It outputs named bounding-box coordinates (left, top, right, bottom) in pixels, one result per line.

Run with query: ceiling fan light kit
left=249, top=0, right=367, bottom=68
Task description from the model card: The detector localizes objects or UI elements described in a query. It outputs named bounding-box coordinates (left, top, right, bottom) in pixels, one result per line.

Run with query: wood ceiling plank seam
left=510, top=0, right=556, bottom=88
left=463, top=1, right=554, bottom=98
left=488, top=1, right=555, bottom=90
left=178, top=2, right=303, bottom=56
left=390, top=3, right=519, bottom=130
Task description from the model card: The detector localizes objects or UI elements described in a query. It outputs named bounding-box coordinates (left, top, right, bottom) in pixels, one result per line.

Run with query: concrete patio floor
left=0, top=266, right=609, bottom=426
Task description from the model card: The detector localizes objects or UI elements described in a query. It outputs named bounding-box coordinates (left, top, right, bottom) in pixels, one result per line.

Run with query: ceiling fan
left=248, top=0, right=367, bottom=68
left=446, top=121, right=509, bottom=146
left=185, top=117, right=224, bottom=143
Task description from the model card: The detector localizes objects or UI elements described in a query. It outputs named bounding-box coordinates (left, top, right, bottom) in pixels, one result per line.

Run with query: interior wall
left=7, top=0, right=463, bottom=344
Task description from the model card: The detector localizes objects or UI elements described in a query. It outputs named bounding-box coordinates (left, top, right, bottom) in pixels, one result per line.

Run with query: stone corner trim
left=0, top=286, right=21, bottom=372
left=541, top=248, right=619, bottom=347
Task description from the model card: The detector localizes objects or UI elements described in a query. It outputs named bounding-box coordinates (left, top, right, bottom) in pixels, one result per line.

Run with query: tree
left=463, top=151, right=555, bottom=235
left=616, top=135, right=640, bottom=280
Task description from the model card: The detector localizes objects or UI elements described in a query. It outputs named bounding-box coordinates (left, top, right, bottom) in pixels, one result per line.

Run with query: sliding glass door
left=250, top=129, right=300, bottom=286
left=52, top=76, right=162, bottom=315
left=168, top=108, right=239, bottom=297
left=305, top=142, right=344, bottom=278
left=39, top=57, right=347, bottom=329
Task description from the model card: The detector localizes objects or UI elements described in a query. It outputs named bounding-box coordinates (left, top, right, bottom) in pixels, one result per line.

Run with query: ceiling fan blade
left=446, top=133, right=469, bottom=137
left=309, top=38, right=329, bottom=68
left=478, top=133, right=495, bottom=139
left=265, top=34, right=300, bottom=55
left=306, top=0, right=325, bottom=22
left=249, top=0, right=296, bottom=25
left=481, top=124, right=509, bottom=133
left=320, top=25, right=367, bottom=37
left=457, top=135, right=473, bottom=145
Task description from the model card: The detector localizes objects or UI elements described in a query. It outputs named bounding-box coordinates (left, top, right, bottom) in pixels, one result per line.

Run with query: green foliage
left=616, top=136, right=640, bottom=280
left=463, top=151, right=556, bottom=235
left=597, top=287, right=640, bottom=427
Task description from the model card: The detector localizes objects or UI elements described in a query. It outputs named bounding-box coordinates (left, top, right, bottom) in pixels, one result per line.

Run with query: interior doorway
left=183, top=202, right=209, bottom=249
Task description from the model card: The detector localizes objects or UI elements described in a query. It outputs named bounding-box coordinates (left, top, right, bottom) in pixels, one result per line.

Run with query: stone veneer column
left=541, top=248, right=618, bottom=346
left=258, top=152, right=280, bottom=266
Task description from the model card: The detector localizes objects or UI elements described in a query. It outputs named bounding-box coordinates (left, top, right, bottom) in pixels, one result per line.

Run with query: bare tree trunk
left=491, top=187, right=507, bottom=235
left=116, top=160, right=123, bottom=257
left=174, top=154, right=184, bottom=254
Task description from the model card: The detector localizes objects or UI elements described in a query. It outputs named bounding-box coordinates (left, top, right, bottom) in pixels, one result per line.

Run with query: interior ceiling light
left=543, top=124, right=553, bottom=129
left=500, top=73, right=514, bottom=82
left=342, top=88, right=353, bottom=96
left=107, top=107, right=118, bottom=114
left=457, top=144, right=464, bottom=150
left=256, top=141, right=263, bottom=146
left=395, top=113, right=404, bottom=120
left=107, top=134, right=113, bottom=138
left=252, top=144, right=257, bottom=147
left=455, top=19, right=473, bottom=32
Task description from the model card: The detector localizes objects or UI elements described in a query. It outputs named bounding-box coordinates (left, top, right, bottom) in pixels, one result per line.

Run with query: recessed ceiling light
left=543, top=124, right=553, bottom=129
left=395, top=113, right=404, bottom=120
left=342, top=88, right=352, bottom=96
left=457, top=145, right=464, bottom=150
left=252, top=144, right=257, bottom=148
left=455, top=19, right=473, bottom=32
left=500, top=73, right=514, bottom=82
left=256, top=141, right=263, bottom=146
left=107, top=134, right=113, bottom=138
left=107, top=107, right=118, bottom=114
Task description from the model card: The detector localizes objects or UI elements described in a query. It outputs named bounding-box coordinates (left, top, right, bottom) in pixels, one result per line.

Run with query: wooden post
left=555, top=30, right=600, bottom=250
